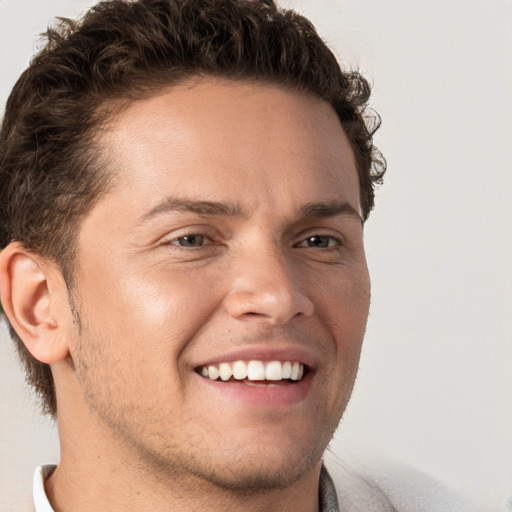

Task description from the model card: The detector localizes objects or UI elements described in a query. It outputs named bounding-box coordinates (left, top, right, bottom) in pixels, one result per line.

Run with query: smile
left=197, top=360, right=306, bottom=383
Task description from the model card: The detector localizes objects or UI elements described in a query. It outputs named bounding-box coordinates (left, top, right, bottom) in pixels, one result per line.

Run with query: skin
left=1, top=79, right=370, bottom=511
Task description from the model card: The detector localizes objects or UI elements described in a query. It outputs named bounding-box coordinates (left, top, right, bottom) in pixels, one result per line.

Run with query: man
left=0, top=1, right=486, bottom=511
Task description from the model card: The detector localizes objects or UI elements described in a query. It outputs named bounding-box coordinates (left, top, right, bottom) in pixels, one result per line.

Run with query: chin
left=168, top=425, right=328, bottom=493
left=185, top=449, right=322, bottom=492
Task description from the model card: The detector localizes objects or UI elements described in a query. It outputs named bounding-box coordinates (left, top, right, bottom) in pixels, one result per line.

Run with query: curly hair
left=0, top=0, right=385, bottom=416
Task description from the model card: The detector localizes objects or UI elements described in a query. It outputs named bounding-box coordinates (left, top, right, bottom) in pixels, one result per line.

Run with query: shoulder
left=324, top=456, right=500, bottom=512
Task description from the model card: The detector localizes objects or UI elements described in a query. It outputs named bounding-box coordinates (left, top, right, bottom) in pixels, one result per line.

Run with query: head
left=0, top=0, right=385, bottom=491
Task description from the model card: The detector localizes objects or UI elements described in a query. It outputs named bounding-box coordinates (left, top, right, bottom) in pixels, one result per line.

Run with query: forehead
left=95, top=78, right=360, bottom=219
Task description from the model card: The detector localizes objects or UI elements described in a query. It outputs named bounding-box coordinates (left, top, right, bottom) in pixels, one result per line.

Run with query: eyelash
left=168, top=232, right=343, bottom=250
left=169, top=233, right=215, bottom=248
left=294, top=234, right=342, bottom=249
left=171, top=234, right=206, bottom=247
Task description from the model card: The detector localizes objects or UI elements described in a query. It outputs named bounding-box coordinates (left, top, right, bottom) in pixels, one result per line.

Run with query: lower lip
left=196, top=371, right=313, bottom=408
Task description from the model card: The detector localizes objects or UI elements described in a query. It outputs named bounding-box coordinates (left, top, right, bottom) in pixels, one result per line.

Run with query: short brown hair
left=0, top=0, right=385, bottom=416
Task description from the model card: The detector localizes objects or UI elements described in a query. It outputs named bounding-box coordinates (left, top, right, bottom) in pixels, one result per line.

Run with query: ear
left=0, top=242, right=70, bottom=363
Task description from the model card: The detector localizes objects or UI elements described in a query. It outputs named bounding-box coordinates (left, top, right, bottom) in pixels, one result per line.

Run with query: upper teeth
left=199, top=360, right=304, bottom=382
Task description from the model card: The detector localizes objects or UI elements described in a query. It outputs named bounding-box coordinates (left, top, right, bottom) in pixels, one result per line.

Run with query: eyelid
left=159, top=225, right=219, bottom=246
left=295, top=235, right=341, bottom=248
left=294, top=229, right=346, bottom=247
left=170, top=234, right=208, bottom=247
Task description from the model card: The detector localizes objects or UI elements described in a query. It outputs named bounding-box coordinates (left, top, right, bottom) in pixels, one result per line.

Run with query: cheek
left=70, top=269, right=215, bottom=411
left=309, top=262, right=370, bottom=327
left=310, top=264, right=370, bottom=363
left=89, top=263, right=226, bottom=355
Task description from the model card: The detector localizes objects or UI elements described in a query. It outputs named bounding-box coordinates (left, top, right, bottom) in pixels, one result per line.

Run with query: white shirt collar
left=33, top=465, right=56, bottom=512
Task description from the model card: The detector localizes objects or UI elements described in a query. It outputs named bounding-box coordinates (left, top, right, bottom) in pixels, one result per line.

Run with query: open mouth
left=195, top=360, right=308, bottom=384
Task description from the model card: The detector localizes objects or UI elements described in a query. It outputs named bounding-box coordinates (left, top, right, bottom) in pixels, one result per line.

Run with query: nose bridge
left=224, top=237, right=314, bottom=324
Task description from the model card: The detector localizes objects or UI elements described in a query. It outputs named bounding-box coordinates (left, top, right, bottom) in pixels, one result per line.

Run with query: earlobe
left=0, top=242, right=70, bottom=363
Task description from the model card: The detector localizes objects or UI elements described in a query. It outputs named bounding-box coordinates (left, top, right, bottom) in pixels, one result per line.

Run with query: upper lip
left=192, top=346, right=318, bottom=371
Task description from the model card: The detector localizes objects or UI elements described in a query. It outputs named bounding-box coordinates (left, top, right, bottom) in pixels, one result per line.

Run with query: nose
left=223, top=244, right=314, bottom=325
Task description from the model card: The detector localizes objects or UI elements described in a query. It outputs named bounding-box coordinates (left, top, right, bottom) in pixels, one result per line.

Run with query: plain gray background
left=1, top=0, right=511, bottom=509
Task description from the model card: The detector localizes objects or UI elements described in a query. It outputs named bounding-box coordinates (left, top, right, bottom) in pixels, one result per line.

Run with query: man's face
left=67, top=79, right=370, bottom=490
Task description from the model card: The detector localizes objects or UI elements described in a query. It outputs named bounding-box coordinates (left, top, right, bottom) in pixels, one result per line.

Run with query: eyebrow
left=138, top=197, right=244, bottom=224
left=137, top=196, right=362, bottom=224
left=300, top=200, right=363, bottom=223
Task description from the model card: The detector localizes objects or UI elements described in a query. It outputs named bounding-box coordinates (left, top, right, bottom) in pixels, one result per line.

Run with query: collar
left=319, top=464, right=341, bottom=511
left=33, top=465, right=56, bottom=512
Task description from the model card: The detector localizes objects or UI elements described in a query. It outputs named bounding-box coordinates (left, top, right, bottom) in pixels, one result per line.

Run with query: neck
left=46, top=460, right=322, bottom=512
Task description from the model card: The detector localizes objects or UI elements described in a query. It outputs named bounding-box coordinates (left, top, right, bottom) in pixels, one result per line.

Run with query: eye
left=297, top=235, right=340, bottom=249
left=171, top=234, right=207, bottom=248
